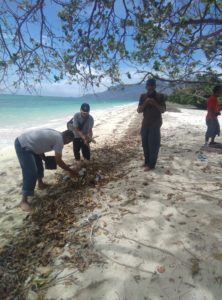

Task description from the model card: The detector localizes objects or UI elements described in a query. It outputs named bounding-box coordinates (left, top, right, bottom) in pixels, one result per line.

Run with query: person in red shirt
left=205, top=85, right=222, bottom=146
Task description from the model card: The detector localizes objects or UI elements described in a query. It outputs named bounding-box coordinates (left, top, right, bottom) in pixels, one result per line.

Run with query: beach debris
left=133, top=274, right=141, bottom=283
left=55, top=173, right=64, bottom=182
left=164, top=213, right=173, bottom=221
left=78, top=168, right=87, bottom=177
left=201, top=165, right=212, bottom=173
left=6, top=187, right=16, bottom=194
left=88, top=212, right=101, bottom=222
left=196, top=152, right=208, bottom=162
left=157, top=265, right=166, bottom=273
left=165, top=169, right=173, bottom=175
left=214, top=276, right=222, bottom=285
left=212, top=252, right=222, bottom=261
left=81, top=212, right=102, bottom=226
left=0, top=130, right=141, bottom=299
left=190, top=258, right=200, bottom=277
left=217, top=200, right=222, bottom=207
left=95, top=173, right=103, bottom=182
left=62, top=175, right=70, bottom=182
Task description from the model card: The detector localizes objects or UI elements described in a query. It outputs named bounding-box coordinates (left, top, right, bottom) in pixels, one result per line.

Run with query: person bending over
left=15, top=129, right=76, bottom=211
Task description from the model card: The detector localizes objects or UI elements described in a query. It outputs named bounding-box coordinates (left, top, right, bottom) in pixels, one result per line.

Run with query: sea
left=0, top=94, right=136, bottom=151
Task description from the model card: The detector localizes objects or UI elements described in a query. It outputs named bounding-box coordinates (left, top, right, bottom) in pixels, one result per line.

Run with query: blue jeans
left=141, top=127, right=161, bottom=169
left=14, top=138, right=44, bottom=197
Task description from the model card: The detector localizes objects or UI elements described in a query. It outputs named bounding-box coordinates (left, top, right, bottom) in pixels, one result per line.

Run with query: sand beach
left=0, top=103, right=222, bottom=300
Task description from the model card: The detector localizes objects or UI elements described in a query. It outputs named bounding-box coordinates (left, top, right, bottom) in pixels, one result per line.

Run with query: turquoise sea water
left=0, top=94, right=135, bottom=150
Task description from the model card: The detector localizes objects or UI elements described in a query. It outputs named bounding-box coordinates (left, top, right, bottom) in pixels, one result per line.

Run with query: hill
left=80, top=82, right=171, bottom=101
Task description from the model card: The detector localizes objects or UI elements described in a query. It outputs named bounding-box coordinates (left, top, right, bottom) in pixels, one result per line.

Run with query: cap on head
left=81, top=103, right=90, bottom=113
left=146, top=78, right=156, bottom=87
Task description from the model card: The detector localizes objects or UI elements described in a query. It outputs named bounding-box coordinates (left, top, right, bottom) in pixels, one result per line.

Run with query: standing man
left=15, top=129, right=76, bottom=211
left=137, top=78, right=166, bottom=171
left=205, top=85, right=222, bottom=146
left=68, top=103, right=94, bottom=163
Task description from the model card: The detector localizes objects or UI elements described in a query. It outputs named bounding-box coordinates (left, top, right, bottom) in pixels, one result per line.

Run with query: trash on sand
left=197, top=153, right=208, bottom=162
left=62, top=175, right=70, bottom=182
left=79, top=168, right=87, bottom=177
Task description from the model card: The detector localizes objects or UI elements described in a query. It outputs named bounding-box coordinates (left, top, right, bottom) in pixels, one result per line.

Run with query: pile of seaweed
left=0, top=124, right=140, bottom=299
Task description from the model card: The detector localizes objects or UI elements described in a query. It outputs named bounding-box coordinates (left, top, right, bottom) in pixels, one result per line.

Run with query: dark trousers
left=14, top=138, right=44, bottom=197
left=205, top=118, right=220, bottom=141
left=141, top=127, right=161, bottom=169
left=73, top=138, right=90, bottom=160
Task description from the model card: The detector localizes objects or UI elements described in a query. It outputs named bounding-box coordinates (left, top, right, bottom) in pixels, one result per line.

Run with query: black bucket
left=45, top=156, right=57, bottom=170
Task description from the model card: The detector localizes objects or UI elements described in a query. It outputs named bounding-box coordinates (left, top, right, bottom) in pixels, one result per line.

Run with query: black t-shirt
left=139, top=91, right=166, bottom=128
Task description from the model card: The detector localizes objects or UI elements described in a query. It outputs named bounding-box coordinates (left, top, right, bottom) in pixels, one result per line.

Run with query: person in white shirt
left=14, top=129, right=76, bottom=211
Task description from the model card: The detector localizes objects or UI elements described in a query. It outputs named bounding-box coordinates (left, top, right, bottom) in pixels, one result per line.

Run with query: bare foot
left=38, top=182, right=49, bottom=190
left=144, top=166, right=154, bottom=172
left=20, top=201, right=32, bottom=212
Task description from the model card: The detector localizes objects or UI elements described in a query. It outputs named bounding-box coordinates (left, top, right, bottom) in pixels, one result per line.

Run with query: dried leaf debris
left=0, top=125, right=140, bottom=299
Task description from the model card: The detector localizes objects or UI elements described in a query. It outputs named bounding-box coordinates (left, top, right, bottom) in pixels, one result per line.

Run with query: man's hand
left=137, top=97, right=153, bottom=113
left=68, top=169, right=78, bottom=177
left=82, top=136, right=89, bottom=145
left=146, top=98, right=156, bottom=105
left=146, top=98, right=165, bottom=113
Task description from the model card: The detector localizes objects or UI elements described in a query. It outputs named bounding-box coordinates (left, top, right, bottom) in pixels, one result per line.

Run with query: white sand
left=1, top=103, right=222, bottom=300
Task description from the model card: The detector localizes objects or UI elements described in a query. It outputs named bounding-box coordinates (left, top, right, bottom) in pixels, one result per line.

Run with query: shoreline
left=0, top=102, right=137, bottom=162
left=1, top=103, right=222, bottom=300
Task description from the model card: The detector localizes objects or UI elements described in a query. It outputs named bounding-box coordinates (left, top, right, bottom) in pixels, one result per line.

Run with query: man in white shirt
left=15, top=129, right=76, bottom=211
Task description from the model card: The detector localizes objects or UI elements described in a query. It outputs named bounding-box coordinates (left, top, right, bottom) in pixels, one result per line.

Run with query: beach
left=1, top=103, right=222, bottom=300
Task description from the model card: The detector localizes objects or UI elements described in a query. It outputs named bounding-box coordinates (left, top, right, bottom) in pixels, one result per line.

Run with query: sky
left=2, top=1, right=220, bottom=97
left=0, top=0, right=148, bottom=97
left=15, top=65, right=144, bottom=97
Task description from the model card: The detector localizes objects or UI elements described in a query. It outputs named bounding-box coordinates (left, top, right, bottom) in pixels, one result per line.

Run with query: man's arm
left=73, top=126, right=88, bottom=144
left=55, top=152, right=77, bottom=176
left=137, top=97, right=166, bottom=113
left=147, top=98, right=166, bottom=113
left=137, top=96, right=151, bottom=113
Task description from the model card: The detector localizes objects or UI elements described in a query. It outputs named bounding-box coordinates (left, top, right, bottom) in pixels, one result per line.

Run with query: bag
left=45, top=156, right=57, bottom=170
left=67, top=118, right=73, bottom=131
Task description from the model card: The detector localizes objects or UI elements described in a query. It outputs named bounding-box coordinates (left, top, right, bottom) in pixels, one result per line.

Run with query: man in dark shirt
left=137, top=79, right=166, bottom=171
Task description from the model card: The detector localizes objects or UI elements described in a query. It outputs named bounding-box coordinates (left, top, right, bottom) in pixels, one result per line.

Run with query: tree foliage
left=168, top=73, right=222, bottom=108
left=0, top=0, right=222, bottom=91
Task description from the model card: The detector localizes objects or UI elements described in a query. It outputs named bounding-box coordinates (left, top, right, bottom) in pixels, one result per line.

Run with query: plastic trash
left=197, top=153, right=208, bottom=162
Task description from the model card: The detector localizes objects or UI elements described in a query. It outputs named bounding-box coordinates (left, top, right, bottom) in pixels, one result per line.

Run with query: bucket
left=45, top=156, right=57, bottom=169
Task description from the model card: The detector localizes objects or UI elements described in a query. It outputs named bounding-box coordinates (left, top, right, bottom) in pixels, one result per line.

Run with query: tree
left=0, top=0, right=222, bottom=92
left=168, top=72, right=222, bottom=108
